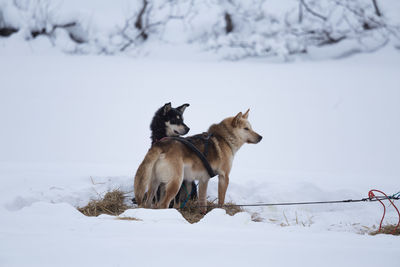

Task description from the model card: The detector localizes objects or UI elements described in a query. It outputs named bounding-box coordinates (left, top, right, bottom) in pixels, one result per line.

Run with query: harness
left=160, top=133, right=217, bottom=178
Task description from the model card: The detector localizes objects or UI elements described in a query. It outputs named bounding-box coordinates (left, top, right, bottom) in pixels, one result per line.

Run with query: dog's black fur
left=150, top=102, right=190, bottom=144
left=133, top=102, right=198, bottom=206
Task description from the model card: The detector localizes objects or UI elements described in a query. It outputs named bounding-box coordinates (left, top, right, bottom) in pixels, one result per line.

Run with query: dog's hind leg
left=157, top=183, right=166, bottom=202
left=173, top=181, right=190, bottom=207
left=145, top=178, right=160, bottom=208
left=189, top=181, right=198, bottom=200
left=134, top=147, right=162, bottom=206
left=158, top=167, right=183, bottom=209
left=158, top=178, right=182, bottom=209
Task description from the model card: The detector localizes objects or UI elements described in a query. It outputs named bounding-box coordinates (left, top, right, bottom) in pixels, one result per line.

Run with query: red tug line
left=368, top=189, right=400, bottom=234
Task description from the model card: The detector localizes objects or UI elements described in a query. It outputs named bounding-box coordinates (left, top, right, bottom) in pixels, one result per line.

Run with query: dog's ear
left=163, top=102, right=172, bottom=115
left=243, top=109, right=250, bottom=119
left=177, top=103, right=190, bottom=113
left=232, top=112, right=243, bottom=127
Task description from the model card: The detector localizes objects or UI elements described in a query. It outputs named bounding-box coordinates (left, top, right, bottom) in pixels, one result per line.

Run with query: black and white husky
left=133, top=102, right=198, bottom=206
left=150, top=102, right=190, bottom=144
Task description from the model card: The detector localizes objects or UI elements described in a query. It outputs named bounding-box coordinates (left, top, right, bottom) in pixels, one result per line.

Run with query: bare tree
left=115, top=0, right=193, bottom=52
left=0, top=8, right=18, bottom=37
left=5, top=0, right=88, bottom=44
left=2, top=0, right=398, bottom=58
left=135, top=0, right=149, bottom=40
left=224, top=12, right=233, bottom=34
left=371, top=0, right=381, bottom=17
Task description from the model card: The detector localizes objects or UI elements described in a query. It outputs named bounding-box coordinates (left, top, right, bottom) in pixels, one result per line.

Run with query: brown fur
left=133, top=110, right=262, bottom=212
left=133, top=146, right=162, bottom=205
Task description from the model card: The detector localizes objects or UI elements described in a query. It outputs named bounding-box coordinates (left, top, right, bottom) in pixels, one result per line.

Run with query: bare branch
left=300, top=0, right=327, bottom=21
left=371, top=0, right=382, bottom=17
left=298, top=0, right=303, bottom=23
left=224, top=12, right=233, bottom=34
left=135, top=0, right=149, bottom=40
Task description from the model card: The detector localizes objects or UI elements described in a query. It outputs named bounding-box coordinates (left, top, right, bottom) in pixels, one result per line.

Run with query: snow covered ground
left=1, top=19, right=400, bottom=267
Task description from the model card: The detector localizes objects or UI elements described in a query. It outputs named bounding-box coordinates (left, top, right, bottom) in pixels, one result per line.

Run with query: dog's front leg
left=218, top=174, right=229, bottom=206
left=198, top=180, right=209, bottom=214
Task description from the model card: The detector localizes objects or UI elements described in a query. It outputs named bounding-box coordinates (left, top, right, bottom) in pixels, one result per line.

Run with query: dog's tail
left=134, top=146, right=162, bottom=206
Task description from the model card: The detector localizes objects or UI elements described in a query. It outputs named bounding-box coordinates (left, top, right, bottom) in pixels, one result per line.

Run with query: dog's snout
left=258, top=135, right=263, bottom=142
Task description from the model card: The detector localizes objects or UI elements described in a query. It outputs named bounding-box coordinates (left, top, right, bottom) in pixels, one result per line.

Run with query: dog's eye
left=244, top=127, right=249, bottom=131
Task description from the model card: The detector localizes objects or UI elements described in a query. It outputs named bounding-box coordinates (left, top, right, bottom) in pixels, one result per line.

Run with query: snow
left=119, top=208, right=188, bottom=224
left=1, top=1, right=400, bottom=266
left=1, top=201, right=399, bottom=267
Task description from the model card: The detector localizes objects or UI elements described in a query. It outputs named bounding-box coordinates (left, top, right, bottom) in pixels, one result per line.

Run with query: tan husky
left=134, top=109, right=262, bottom=212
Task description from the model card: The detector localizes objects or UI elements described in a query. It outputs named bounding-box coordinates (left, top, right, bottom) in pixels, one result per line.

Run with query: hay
left=116, top=217, right=141, bottom=221
left=370, top=225, right=400, bottom=236
left=178, top=199, right=243, bottom=224
left=251, top=213, right=264, bottom=222
left=78, top=190, right=245, bottom=224
left=78, top=190, right=129, bottom=217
